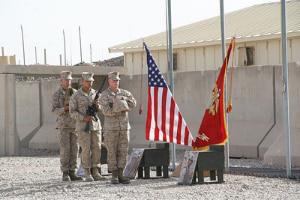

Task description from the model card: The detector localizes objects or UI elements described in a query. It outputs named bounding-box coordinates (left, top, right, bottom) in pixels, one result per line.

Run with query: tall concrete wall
left=16, top=81, right=40, bottom=143
left=29, top=79, right=59, bottom=150
left=120, top=63, right=300, bottom=166
left=2, top=63, right=300, bottom=167
left=0, top=74, right=18, bottom=155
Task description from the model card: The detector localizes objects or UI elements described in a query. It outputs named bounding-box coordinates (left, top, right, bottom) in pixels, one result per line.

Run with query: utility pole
left=34, top=46, right=37, bottom=64
left=90, top=43, right=92, bottom=63
left=79, top=26, right=83, bottom=63
left=21, top=25, right=26, bottom=65
left=44, top=49, right=47, bottom=65
left=63, top=29, right=67, bottom=66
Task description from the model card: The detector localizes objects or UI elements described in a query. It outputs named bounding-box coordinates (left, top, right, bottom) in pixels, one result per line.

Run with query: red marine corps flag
left=192, top=38, right=235, bottom=148
left=144, top=43, right=194, bottom=146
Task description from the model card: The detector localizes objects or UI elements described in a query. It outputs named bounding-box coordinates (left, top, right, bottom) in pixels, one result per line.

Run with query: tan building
left=0, top=56, right=16, bottom=65
left=109, top=0, right=300, bottom=75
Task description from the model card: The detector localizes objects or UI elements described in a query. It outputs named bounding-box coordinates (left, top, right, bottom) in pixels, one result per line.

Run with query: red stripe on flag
left=161, top=88, right=167, bottom=141
left=154, top=87, right=159, bottom=141
left=169, top=97, right=175, bottom=143
left=145, top=87, right=152, bottom=140
left=184, top=126, right=189, bottom=145
left=176, top=113, right=182, bottom=144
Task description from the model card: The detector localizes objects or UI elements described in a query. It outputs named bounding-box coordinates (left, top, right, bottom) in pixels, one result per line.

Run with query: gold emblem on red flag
left=197, top=133, right=210, bottom=142
left=208, top=85, right=220, bottom=116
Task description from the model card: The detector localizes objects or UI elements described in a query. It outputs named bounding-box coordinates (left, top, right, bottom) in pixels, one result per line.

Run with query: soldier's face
left=82, top=80, right=93, bottom=90
left=108, top=79, right=119, bottom=90
left=61, top=79, right=71, bottom=89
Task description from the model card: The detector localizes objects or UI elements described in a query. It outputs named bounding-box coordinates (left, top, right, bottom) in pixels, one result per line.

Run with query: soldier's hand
left=83, top=116, right=92, bottom=123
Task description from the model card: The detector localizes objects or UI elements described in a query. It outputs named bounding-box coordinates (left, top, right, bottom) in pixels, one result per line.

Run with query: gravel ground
left=0, top=152, right=300, bottom=200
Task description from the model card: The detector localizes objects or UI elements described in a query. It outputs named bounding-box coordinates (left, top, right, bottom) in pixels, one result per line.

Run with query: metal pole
left=79, top=26, right=83, bottom=63
left=220, top=0, right=229, bottom=171
left=280, top=0, right=291, bottom=178
left=44, top=49, right=47, bottom=65
left=63, top=29, right=67, bottom=66
left=90, top=43, right=92, bottom=63
left=59, top=54, right=62, bottom=66
left=34, top=46, right=37, bottom=64
left=166, top=0, right=176, bottom=170
left=1, top=47, right=4, bottom=56
left=21, top=25, right=26, bottom=65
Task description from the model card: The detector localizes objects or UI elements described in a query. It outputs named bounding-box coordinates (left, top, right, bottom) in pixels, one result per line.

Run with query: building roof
left=109, top=0, right=300, bottom=53
left=94, top=56, right=124, bottom=67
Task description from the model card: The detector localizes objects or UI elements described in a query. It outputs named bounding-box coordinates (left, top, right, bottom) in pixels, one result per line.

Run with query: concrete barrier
left=16, top=81, right=40, bottom=142
left=29, top=79, right=59, bottom=150
left=2, top=63, right=300, bottom=167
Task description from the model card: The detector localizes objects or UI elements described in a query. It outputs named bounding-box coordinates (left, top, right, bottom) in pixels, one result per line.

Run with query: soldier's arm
left=124, top=91, right=137, bottom=110
left=69, top=94, right=85, bottom=121
left=52, top=90, right=64, bottom=115
left=99, top=94, right=117, bottom=116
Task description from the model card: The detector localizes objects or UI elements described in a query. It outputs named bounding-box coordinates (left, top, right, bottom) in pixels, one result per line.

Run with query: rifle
left=61, top=87, right=73, bottom=116
left=84, top=77, right=107, bottom=132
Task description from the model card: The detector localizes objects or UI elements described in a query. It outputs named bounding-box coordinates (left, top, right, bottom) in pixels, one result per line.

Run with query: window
left=173, top=53, right=177, bottom=70
left=246, top=47, right=254, bottom=65
left=238, top=46, right=255, bottom=66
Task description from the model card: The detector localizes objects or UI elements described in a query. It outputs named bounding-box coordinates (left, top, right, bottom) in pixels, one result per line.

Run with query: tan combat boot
left=118, top=168, right=130, bottom=184
left=91, top=167, right=106, bottom=181
left=111, top=170, right=119, bottom=184
left=69, top=170, right=83, bottom=181
left=84, top=168, right=94, bottom=182
left=62, top=171, right=71, bottom=182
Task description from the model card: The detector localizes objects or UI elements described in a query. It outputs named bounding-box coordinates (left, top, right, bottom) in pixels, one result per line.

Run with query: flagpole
left=166, top=0, right=176, bottom=170
left=280, top=0, right=291, bottom=178
left=219, top=0, right=230, bottom=171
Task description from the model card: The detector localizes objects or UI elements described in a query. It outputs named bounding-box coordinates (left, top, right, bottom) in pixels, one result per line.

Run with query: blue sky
left=0, top=0, right=278, bottom=65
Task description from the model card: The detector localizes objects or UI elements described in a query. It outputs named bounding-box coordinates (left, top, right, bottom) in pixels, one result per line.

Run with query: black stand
left=138, top=143, right=170, bottom=179
left=193, top=145, right=224, bottom=184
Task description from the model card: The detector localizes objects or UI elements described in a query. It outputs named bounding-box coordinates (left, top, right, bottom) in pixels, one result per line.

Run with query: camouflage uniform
left=52, top=86, right=78, bottom=173
left=99, top=78, right=136, bottom=181
left=52, top=71, right=81, bottom=181
left=69, top=72, right=104, bottom=181
left=69, top=87, right=102, bottom=169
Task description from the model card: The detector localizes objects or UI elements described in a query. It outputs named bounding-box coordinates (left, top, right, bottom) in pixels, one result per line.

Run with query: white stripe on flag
left=157, top=88, right=163, bottom=141
left=181, top=122, right=186, bottom=145
left=172, top=106, right=179, bottom=144
left=149, top=87, right=155, bottom=141
left=165, top=91, right=171, bottom=143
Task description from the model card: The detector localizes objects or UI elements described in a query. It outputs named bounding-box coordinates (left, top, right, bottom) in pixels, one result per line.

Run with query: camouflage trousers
left=104, top=130, right=129, bottom=171
left=58, top=128, right=78, bottom=172
left=78, top=130, right=101, bottom=169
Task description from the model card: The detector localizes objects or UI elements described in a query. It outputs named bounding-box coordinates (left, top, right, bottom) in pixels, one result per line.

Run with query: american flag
left=144, top=43, right=193, bottom=146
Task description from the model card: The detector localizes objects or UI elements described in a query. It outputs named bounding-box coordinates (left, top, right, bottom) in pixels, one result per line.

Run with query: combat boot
left=91, top=167, right=106, bottom=181
left=69, top=170, right=83, bottom=181
left=118, top=168, right=130, bottom=184
left=84, top=168, right=94, bottom=182
left=111, top=170, right=119, bottom=184
left=62, top=171, right=71, bottom=182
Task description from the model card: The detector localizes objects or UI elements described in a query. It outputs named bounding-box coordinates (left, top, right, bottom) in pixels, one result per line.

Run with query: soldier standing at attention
left=69, top=72, right=105, bottom=182
left=99, top=71, right=136, bottom=184
left=52, top=71, right=82, bottom=181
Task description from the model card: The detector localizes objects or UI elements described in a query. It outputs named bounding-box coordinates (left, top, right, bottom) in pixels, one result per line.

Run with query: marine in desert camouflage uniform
left=99, top=71, right=136, bottom=184
left=52, top=71, right=82, bottom=181
left=69, top=72, right=105, bottom=182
